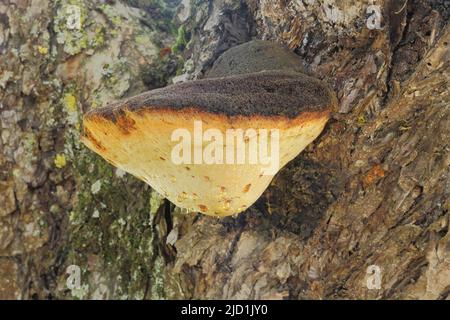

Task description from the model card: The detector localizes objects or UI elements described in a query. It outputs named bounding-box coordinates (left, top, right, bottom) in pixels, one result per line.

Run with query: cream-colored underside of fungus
left=82, top=108, right=329, bottom=216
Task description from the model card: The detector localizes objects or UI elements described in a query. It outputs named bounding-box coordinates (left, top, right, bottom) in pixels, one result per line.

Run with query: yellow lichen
left=64, top=94, right=77, bottom=112
left=357, top=115, right=366, bottom=125
left=54, top=153, right=67, bottom=168
left=38, top=46, right=48, bottom=55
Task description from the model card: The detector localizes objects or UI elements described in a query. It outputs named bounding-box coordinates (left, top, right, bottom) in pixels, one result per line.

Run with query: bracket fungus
left=82, top=40, right=337, bottom=217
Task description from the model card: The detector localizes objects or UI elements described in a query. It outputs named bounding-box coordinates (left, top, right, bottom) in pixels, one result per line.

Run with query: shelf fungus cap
left=206, top=40, right=305, bottom=78
left=82, top=51, right=336, bottom=218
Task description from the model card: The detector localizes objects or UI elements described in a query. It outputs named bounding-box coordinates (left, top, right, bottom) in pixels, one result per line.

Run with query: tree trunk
left=0, top=0, right=448, bottom=300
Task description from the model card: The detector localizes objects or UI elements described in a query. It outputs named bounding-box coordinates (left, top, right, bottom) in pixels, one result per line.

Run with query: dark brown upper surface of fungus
left=206, top=40, right=305, bottom=78
left=85, top=70, right=335, bottom=121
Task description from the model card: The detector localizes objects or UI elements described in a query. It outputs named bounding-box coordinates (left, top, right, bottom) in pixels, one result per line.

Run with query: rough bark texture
left=0, top=0, right=449, bottom=300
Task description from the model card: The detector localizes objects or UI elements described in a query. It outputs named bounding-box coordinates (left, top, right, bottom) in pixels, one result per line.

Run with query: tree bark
left=0, top=0, right=448, bottom=300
